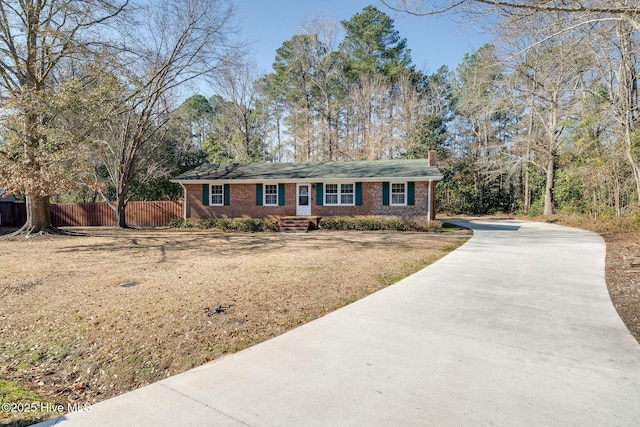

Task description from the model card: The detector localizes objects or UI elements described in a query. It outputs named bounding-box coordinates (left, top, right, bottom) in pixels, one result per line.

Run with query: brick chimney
left=428, top=150, right=437, bottom=166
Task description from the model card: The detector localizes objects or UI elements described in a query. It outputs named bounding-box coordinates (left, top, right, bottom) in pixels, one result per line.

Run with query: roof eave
left=171, top=175, right=444, bottom=185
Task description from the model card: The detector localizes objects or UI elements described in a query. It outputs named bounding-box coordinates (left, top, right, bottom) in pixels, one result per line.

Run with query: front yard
left=0, top=227, right=467, bottom=426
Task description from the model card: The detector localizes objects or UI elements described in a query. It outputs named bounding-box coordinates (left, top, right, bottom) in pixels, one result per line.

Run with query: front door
left=296, top=184, right=311, bottom=216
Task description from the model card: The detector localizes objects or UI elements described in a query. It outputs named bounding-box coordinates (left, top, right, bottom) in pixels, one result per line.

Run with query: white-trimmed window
left=340, top=183, right=354, bottom=204
left=264, top=184, right=278, bottom=206
left=210, top=184, right=224, bottom=206
left=325, top=183, right=355, bottom=206
left=391, top=183, right=406, bottom=206
left=325, top=184, right=338, bottom=204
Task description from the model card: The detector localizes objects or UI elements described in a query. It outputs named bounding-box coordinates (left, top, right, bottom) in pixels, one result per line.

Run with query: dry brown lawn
left=0, top=227, right=467, bottom=426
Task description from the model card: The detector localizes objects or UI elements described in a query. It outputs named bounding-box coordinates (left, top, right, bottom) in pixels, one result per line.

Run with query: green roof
left=172, top=159, right=443, bottom=183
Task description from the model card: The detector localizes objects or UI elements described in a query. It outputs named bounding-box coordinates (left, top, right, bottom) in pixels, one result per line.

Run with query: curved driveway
left=41, top=219, right=640, bottom=426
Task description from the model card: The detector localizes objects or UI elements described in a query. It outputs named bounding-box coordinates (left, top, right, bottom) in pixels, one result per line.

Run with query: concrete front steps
left=278, top=216, right=320, bottom=233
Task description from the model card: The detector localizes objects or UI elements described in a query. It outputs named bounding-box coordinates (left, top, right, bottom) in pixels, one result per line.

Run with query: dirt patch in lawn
left=0, top=228, right=467, bottom=426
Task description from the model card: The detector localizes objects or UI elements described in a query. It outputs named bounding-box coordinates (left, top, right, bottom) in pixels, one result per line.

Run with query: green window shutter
left=256, top=184, right=263, bottom=206
left=407, top=182, right=415, bottom=206
left=278, top=183, right=285, bottom=206
left=202, top=184, right=209, bottom=206
left=316, top=183, right=323, bottom=206
left=224, top=184, right=230, bottom=206
left=382, top=182, right=389, bottom=206
left=355, top=182, right=363, bottom=206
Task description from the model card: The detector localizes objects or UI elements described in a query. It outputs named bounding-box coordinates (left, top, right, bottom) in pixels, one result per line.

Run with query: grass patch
left=0, top=380, right=46, bottom=405
left=379, top=273, right=406, bottom=286
left=0, top=379, right=55, bottom=426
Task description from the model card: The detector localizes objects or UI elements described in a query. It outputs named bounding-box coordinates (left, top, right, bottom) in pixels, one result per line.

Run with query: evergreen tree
left=339, top=5, right=412, bottom=80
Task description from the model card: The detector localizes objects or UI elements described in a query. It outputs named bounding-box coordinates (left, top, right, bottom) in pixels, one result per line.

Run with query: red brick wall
left=185, top=183, right=296, bottom=219
left=183, top=181, right=437, bottom=220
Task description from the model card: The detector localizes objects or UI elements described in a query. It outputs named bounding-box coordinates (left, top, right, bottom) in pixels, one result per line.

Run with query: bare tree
left=303, top=15, right=344, bottom=160
left=577, top=18, right=640, bottom=212
left=615, top=20, right=640, bottom=206
left=504, top=14, right=594, bottom=214
left=0, top=0, right=128, bottom=235
left=381, top=0, right=640, bottom=29
left=345, top=72, right=387, bottom=159
left=210, top=62, right=269, bottom=161
left=93, top=0, right=240, bottom=227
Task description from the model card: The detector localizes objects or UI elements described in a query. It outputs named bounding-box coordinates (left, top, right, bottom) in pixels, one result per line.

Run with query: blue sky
left=232, top=0, right=492, bottom=74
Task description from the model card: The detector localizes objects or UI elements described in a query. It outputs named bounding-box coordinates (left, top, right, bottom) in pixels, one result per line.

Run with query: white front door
left=296, top=184, right=311, bottom=216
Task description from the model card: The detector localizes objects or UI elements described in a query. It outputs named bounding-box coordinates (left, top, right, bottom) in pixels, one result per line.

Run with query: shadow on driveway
left=444, top=218, right=522, bottom=232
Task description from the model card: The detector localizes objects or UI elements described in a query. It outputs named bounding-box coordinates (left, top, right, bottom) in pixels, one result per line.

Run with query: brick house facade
left=172, top=154, right=443, bottom=223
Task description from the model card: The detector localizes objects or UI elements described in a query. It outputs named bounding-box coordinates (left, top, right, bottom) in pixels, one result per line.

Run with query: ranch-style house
left=171, top=151, right=443, bottom=230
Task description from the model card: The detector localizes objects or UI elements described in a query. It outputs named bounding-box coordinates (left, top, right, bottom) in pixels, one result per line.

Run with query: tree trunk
left=543, top=90, right=560, bottom=216
left=25, top=194, right=52, bottom=232
left=115, top=195, right=128, bottom=228
left=276, top=113, right=282, bottom=161
left=543, top=152, right=556, bottom=215
left=476, top=168, right=484, bottom=214
left=304, top=83, right=312, bottom=161
left=524, top=110, right=534, bottom=215
left=625, top=136, right=640, bottom=206
left=524, top=160, right=531, bottom=215
left=613, top=163, right=622, bottom=218
left=325, top=98, right=333, bottom=161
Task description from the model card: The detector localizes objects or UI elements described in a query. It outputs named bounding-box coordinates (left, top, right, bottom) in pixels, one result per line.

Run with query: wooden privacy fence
left=0, top=202, right=26, bottom=227
left=0, top=201, right=183, bottom=227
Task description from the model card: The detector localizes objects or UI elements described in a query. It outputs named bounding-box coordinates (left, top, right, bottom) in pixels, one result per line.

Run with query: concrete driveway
left=40, top=219, right=640, bottom=426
